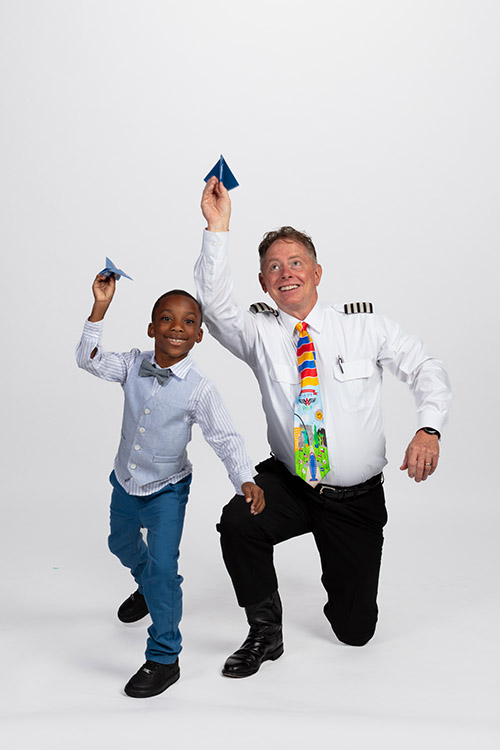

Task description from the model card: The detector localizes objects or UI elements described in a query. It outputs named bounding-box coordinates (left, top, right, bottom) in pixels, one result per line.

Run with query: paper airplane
left=99, top=257, right=133, bottom=281
left=204, top=155, right=239, bottom=190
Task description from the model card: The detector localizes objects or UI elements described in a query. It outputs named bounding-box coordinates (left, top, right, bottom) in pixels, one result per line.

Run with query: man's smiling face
left=148, top=294, right=203, bottom=368
left=258, top=239, right=322, bottom=320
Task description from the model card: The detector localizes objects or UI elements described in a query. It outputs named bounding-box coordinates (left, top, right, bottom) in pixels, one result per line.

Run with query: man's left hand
left=400, top=431, right=440, bottom=482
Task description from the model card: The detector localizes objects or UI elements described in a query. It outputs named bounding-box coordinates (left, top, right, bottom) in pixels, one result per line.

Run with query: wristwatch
left=417, top=427, right=441, bottom=440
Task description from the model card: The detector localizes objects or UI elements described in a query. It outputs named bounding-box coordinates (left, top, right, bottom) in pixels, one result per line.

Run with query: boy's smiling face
left=148, top=293, right=203, bottom=368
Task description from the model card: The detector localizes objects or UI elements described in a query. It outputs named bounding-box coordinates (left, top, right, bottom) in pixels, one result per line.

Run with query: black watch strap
left=418, top=427, right=441, bottom=439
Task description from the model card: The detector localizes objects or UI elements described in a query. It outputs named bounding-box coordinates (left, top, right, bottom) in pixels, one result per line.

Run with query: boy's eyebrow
left=158, top=307, right=200, bottom=317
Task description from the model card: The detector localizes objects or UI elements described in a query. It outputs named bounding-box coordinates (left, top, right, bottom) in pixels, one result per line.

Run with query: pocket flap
left=334, top=359, right=374, bottom=382
left=270, top=363, right=300, bottom=385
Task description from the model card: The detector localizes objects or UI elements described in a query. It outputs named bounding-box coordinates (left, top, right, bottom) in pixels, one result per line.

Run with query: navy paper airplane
left=204, top=155, right=239, bottom=190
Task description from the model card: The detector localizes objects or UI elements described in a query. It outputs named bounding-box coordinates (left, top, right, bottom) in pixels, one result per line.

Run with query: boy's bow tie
left=138, top=358, right=172, bottom=384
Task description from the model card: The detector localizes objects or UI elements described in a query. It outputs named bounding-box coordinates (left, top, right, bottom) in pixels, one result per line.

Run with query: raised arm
left=76, top=273, right=137, bottom=383
left=195, top=179, right=259, bottom=366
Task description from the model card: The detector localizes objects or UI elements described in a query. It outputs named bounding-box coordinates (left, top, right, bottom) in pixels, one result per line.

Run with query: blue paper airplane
left=204, top=155, right=239, bottom=190
left=99, top=257, right=133, bottom=281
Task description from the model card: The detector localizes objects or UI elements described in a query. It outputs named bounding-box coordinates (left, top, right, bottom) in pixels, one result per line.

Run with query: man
left=194, top=176, right=451, bottom=678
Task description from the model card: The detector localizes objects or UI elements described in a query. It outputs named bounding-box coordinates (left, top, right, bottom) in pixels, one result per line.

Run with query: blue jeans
left=108, top=471, right=191, bottom=664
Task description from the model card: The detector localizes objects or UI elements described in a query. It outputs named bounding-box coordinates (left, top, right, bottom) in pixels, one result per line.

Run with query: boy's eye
left=161, top=316, right=171, bottom=322
left=185, top=319, right=195, bottom=325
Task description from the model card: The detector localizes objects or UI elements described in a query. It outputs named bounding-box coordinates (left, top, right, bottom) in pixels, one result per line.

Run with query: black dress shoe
left=117, top=590, right=149, bottom=623
left=222, top=591, right=284, bottom=678
left=124, top=659, right=180, bottom=698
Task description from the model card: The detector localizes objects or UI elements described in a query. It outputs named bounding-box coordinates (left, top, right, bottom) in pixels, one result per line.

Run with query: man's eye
left=292, top=260, right=301, bottom=267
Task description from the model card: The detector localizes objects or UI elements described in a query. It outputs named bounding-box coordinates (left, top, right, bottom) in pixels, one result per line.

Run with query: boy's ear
left=196, top=326, right=204, bottom=344
left=147, top=322, right=155, bottom=339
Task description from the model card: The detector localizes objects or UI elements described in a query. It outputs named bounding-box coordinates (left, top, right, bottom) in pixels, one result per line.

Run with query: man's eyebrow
left=265, top=254, right=302, bottom=263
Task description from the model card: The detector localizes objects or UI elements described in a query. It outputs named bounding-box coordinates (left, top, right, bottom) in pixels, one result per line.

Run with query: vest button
left=139, top=427, right=145, bottom=433
left=130, top=463, right=137, bottom=470
left=134, top=444, right=141, bottom=451
left=144, top=408, right=151, bottom=415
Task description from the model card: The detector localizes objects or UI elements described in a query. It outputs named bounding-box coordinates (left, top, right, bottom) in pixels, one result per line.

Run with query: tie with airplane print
left=293, top=322, right=330, bottom=486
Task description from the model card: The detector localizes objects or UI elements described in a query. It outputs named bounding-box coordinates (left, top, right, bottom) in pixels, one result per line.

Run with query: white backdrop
left=1, top=2, right=499, bottom=748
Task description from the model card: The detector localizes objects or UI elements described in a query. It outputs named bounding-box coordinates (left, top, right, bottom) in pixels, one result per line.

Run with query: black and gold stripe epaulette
left=344, top=302, right=374, bottom=314
left=249, top=302, right=279, bottom=317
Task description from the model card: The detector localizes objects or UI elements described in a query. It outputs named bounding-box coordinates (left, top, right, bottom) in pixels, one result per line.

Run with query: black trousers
left=217, top=458, right=388, bottom=646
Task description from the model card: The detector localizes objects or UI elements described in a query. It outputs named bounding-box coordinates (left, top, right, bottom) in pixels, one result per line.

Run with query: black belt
left=315, top=473, right=383, bottom=501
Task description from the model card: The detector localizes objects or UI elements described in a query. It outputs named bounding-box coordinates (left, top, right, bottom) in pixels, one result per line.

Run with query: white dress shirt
left=76, top=319, right=254, bottom=496
left=194, top=231, right=452, bottom=487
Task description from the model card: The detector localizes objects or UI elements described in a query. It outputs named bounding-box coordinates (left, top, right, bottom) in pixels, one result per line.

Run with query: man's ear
left=314, top=263, right=323, bottom=286
left=147, top=322, right=155, bottom=339
left=258, top=272, right=267, bottom=293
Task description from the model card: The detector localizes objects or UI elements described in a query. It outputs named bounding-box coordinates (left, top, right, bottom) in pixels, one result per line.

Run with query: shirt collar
left=278, top=299, right=326, bottom=337
left=151, top=352, right=193, bottom=380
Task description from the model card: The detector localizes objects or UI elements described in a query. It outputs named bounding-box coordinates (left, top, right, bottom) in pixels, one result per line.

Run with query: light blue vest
left=115, top=353, right=204, bottom=487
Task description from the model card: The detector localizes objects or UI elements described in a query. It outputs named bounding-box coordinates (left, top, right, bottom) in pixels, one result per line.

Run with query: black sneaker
left=124, top=659, right=180, bottom=698
left=117, top=590, right=149, bottom=623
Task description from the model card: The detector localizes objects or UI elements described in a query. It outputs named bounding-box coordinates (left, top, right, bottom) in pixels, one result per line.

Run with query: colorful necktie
left=294, top=322, right=330, bottom=486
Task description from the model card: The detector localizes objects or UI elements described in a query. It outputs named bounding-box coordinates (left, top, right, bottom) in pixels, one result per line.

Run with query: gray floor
left=3, top=483, right=499, bottom=750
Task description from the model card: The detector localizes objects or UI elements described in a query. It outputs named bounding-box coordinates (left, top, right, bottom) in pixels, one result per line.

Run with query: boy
left=76, top=271, right=264, bottom=698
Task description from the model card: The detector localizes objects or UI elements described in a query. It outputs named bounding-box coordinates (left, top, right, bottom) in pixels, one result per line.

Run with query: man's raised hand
left=201, top=176, right=231, bottom=233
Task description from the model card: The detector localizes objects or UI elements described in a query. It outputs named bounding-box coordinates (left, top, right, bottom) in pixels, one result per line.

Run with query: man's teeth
left=279, top=285, right=299, bottom=291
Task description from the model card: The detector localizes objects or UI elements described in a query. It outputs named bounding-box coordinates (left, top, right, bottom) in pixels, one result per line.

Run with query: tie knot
left=295, top=321, right=308, bottom=334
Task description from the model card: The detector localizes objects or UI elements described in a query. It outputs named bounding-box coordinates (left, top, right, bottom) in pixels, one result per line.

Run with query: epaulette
left=249, top=301, right=279, bottom=317
left=344, top=302, right=374, bottom=314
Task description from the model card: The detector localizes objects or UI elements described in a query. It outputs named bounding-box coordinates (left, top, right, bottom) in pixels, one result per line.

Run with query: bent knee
left=217, top=495, right=256, bottom=537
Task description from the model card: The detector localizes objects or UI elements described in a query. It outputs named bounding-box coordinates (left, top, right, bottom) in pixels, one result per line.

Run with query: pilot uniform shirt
left=76, top=318, right=254, bottom=497
left=194, top=231, right=452, bottom=488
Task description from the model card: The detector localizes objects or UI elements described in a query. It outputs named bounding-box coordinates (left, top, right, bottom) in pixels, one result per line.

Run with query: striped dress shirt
left=76, top=319, right=254, bottom=496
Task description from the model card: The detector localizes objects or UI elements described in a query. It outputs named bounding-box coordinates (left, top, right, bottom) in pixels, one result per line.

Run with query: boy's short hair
left=151, top=290, right=203, bottom=323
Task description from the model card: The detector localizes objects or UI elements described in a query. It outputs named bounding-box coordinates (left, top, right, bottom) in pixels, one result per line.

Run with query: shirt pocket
left=333, top=358, right=375, bottom=412
left=152, top=455, right=179, bottom=464
left=269, top=363, right=301, bottom=403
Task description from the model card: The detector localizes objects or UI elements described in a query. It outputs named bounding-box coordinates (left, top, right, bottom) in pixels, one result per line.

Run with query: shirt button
left=139, top=427, right=145, bottom=433
left=144, top=408, right=150, bottom=415
left=134, top=444, right=141, bottom=451
left=130, top=463, right=137, bottom=470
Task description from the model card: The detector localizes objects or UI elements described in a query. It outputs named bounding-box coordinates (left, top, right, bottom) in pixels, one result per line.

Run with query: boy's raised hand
left=241, top=482, right=265, bottom=515
left=92, top=273, right=117, bottom=303
left=89, top=273, right=117, bottom=322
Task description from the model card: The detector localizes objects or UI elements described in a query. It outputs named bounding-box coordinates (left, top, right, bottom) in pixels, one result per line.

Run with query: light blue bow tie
left=138, top=358, right=172, bottom=385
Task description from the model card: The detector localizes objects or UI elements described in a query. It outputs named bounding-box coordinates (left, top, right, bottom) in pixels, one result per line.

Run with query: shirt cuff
left=233, top=468, right=255, bottom=494
left=82, top=318, right=104, bottom=339
left=202, top=229, right=230, bottom=258
left=417, top=409, right=447, bottom=435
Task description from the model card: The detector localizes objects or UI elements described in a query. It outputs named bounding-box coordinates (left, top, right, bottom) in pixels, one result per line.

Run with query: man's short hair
left=151, top=290, right=203, bottom=323
left=258, top=226, right=317, bottom=265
